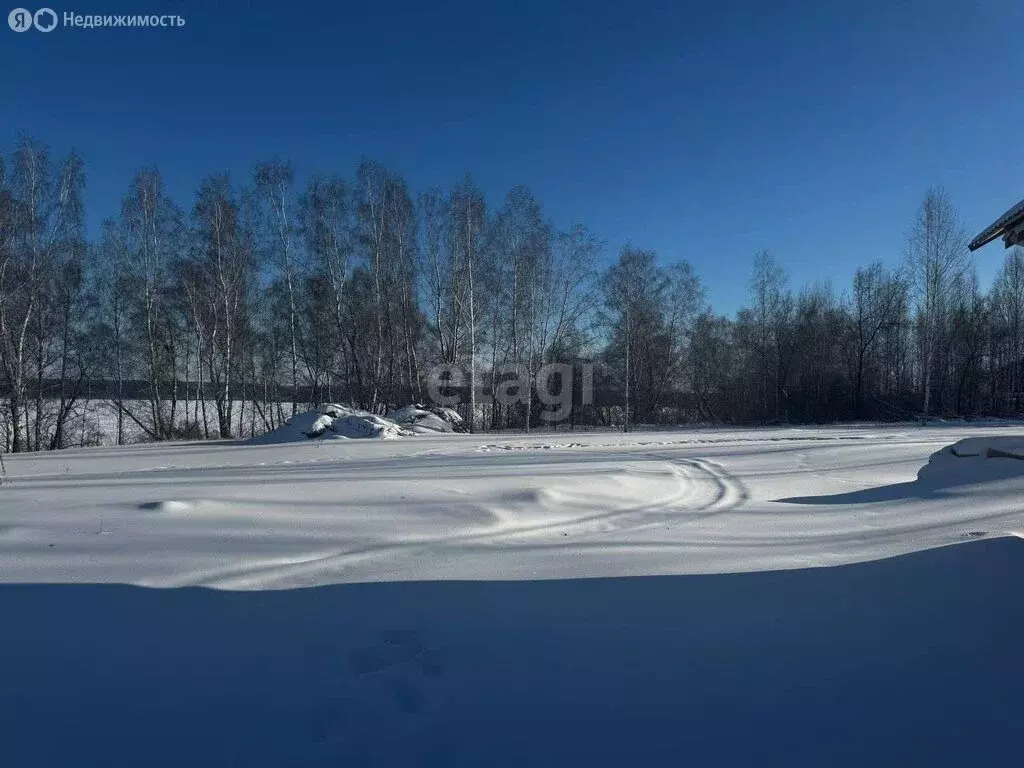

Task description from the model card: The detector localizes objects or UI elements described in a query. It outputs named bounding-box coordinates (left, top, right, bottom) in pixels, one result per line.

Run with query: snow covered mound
left=250, top=403, right=464, bottom=444
left=387, top=404, right=467, bottom=434
left=250, top=404, right=414, bottom=444
left=918, top=436, right=1024, bottom=488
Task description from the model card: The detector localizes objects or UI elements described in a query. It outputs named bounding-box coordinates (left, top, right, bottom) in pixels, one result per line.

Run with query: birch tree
left=110, top=168, right=184, bottom=439
left=188, top=174, right=256, bottom=437
left=905, top=188, right=970, bottom=417
left=255, top=160, right=302, bottom=416
left=300, top=175, right=352, bottom=400
left=0, top=138, right=85, bottom=451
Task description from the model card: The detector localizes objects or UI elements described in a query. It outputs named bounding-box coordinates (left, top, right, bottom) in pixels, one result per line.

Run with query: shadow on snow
left=2, top=537, right=1022, bottom=767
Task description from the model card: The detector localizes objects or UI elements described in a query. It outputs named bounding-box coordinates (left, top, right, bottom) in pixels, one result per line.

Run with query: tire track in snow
left=174, top=452, right=749, bottom=589
left=486, top=453, right=748, bottom=540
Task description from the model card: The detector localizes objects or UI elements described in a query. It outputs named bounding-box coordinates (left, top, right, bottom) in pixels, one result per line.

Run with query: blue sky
left=2, top=0, right=1022, bottom=313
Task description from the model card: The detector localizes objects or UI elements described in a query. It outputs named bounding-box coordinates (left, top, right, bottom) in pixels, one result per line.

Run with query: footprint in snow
left=347, top=629, right=444, bottom=716
left=350, top=629, right=442, bottom=677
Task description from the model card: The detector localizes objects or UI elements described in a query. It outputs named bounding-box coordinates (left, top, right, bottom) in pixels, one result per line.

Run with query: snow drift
left=779, top=433, right=1024, bottom=513
left=912, top=436, right=1024, bottom=491
left=250, top=403, right=463, bottom=444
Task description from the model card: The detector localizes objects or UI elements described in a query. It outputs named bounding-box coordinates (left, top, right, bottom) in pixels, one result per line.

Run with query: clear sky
left=3, top=0, right=1022, bottom=314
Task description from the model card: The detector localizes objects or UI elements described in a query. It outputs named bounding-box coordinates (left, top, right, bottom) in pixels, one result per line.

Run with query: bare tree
left=104, top=168, right=185, bottom=439
left=300, top=175, right=353, bottom=401
left=490, top=186, right=549, bottom=430
left=843, top=262, right=906, bottom=419
left=905, top=188, right=970, bottom=417
left=188, top=174, right=256, bottom=438
left=746, top=250, right=791, bottom=421
left=542, top=225, right=602, bottom=360
left=602, top=247, right=704, bottom=427
left=0, top=138, right=84, bottom=452
left=354, top=161, right=419, bottom=410
left=448, top=176, right=486, bottom=431
left=990, top=247, right=1024, bottom=413
left=255, top=160, right=302, bottom=416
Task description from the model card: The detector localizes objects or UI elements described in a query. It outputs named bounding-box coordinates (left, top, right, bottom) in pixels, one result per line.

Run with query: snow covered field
left=2, top=424, right=1024, bottom=765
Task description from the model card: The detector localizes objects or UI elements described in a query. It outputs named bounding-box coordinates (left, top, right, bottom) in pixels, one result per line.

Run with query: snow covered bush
left=387, top=405, right=467, bottom=434
left=249, top=403, right=464, bottom=444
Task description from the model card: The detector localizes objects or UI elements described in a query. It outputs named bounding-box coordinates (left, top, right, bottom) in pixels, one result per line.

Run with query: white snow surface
left=3, top=425, right=1024, bottom=588
left=4, top=425, right=1024, bottom=766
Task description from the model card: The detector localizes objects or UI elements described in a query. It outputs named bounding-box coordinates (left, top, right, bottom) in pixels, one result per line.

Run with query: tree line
left=0, top=135, right=1020, bottom=451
